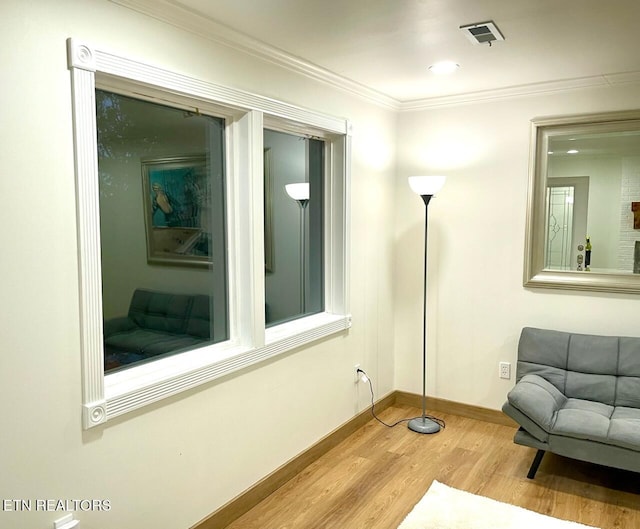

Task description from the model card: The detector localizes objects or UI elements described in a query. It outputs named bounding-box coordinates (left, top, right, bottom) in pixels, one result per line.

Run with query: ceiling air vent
left=459, top=20, right=504, bottom=46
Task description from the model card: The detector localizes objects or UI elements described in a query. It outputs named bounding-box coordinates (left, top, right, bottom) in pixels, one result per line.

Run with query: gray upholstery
left=185, top=294, right=213, bottom=339
left=502, top=327, right=640, bottom=476
left=506, top=374, right=566, bottom=439
left=103, top=289, right=212, bottom=369
left=128, top=289, right=194, bottom=335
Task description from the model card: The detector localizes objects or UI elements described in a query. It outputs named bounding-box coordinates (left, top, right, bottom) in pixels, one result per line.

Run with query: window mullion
left=231, top=110, right=266, bottom=349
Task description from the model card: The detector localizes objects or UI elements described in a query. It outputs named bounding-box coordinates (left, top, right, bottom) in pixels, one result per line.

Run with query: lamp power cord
left=357, top=368, right=446, bottom=429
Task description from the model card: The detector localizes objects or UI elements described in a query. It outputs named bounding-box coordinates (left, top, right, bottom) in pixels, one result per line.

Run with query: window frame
left=67, top=38, right=351, bottom=429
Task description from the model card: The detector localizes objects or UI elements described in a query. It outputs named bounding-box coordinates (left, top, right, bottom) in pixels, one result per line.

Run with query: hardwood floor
left=223, top=403, right=639, bottom=529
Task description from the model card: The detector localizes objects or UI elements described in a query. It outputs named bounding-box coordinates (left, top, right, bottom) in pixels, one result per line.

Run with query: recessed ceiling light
left=428, top=61, right=460, bottom=75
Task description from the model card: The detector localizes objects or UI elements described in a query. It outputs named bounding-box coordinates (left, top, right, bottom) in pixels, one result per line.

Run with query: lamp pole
left=296, top=198, right=309, bottom=313
left=285, top=183, right=310, bottom=315
left=407, top=175, right=446, bottom=435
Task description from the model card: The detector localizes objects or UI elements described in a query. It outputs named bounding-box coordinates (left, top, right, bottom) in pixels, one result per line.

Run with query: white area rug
left=398, top=481, right=600, bottom=529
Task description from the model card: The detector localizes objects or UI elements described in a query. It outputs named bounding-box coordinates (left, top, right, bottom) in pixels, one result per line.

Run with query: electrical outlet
left=54, top=513, right=79, bottom=529
left=499, top=361, right=511, bottom=380
left=354, top=364, right=361, bottom=383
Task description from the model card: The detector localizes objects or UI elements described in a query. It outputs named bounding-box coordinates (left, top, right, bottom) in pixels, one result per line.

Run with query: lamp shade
left=408, top=175, right=446, bottom=196
left=285, top=182, right=309, bottom=201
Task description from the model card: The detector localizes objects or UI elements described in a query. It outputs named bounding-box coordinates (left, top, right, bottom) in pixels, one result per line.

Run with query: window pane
left=264, top=129, right=324, bottom=326
left=96, top=90, right=228, bottom=372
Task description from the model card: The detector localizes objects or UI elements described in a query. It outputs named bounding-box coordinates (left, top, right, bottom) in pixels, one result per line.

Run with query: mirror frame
left=524, top=109, right=640, bottom=294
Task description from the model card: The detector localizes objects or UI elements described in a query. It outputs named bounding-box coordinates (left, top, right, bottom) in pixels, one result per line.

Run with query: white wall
left=0, top=1, right=396, bottom=528
left=394, top=87, right=640, bottom=412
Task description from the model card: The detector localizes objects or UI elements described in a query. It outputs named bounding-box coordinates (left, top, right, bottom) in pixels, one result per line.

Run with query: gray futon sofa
left=502, top=327, right=640, bottom=478
left=103, top=288, right=211, bottom=370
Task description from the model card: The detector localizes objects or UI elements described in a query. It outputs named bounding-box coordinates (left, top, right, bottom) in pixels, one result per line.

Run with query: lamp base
left=408, top=416, right=441, bottom=434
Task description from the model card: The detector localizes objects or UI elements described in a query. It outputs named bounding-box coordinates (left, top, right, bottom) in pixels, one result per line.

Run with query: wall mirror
left=524, top=109, right=640, bottom=294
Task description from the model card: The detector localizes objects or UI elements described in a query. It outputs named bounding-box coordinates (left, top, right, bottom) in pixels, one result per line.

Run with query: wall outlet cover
left=499, top=361, right=511, bottom=379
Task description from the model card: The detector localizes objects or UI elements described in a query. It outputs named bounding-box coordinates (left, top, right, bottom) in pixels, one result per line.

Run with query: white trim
left=327, top=132, right=351, bottom=315
left=67, top=38, right=351, bottom=428
left=399, top=75, right=613, bottom=111
left=91, top=45, right=348, bottom=135
left=67, top=38, right=97, bottom=72
left=69, top=64, right=107, bottom=427
left=398, top=72, right=640, bottom=111
left=231, top=110, right=266, bottom=349
left=108, top=1, right=640, bottom=113
left=108, top=0, right=398, bottom=111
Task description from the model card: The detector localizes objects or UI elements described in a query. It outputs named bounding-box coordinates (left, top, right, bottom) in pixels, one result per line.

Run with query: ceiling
left=549, top=130, right=640, bottom=158
left=117, top=0, right=640, bottom=107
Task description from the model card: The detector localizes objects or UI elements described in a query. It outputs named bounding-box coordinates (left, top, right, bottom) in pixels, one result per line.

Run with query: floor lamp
left=285, top=182, right=310, bottom=314
left=407, top=175, right=446, bottom=434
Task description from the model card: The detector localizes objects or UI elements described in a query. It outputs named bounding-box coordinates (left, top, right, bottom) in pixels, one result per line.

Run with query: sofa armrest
left=506, top=374, right=567, bottom=433
left=104, top=316, right=137, bottom=338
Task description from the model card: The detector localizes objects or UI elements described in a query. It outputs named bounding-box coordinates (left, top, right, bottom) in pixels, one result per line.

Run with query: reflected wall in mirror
left=525, top=110, right=640, bottom=293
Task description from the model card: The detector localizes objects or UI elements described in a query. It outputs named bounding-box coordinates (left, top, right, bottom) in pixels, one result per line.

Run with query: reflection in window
left=96, top=90, right=228, bottom=372
left=264, top=129, right=324, bottom=326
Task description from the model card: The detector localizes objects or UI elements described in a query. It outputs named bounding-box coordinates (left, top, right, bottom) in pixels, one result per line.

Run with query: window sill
left=265, top=311, right=352, bottom=351
left=99, top=312, right=351, bottom=425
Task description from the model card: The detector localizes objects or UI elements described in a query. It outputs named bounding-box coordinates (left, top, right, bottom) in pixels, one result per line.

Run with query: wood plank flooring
left=224, top=404, right=639, bottom=529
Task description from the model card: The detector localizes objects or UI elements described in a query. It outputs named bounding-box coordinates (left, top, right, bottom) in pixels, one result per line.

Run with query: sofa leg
left=527, top=449, right=545, bottom=479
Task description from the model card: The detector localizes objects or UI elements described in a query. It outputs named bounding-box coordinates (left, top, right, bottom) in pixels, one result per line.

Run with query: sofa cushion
left=617, top=338, right=640, bottom=408
left=185, top=294, right=211, bottom=339
left=103, top=316, right=137, bottom=337
left=517, top=327, right=570, bottom=392
left=608, top=407, right=640, bottom=452
left=566, top=333, right=618, bottom=375
left=128, top=289, right=193, bottom=334
left=105, top=328, right=205, bottom=356
left=506, top=374, right=566, bottom=434
left=617, top=377, right=640, bottom=409
left=517, top=327, right=640, bottom=408
left=566, top=334, right=618, bottom=405
left=502, top=403, right=550, bottom=443
left=551, top=398, right=613, bottom=443
left=103, top=289, right=214, bottom=370
left=565, top=371, right=617, bottom=406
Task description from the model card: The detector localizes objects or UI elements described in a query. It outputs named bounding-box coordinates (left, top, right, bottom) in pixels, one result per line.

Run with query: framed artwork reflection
left=141, top=155, right=212, bottom=267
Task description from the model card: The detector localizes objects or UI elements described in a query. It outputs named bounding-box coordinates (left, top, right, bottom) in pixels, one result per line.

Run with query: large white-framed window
left=67, top=39, right=351, bottom=429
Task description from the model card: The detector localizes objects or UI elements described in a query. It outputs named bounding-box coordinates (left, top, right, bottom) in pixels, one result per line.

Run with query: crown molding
left=109, top=1, right=640, bottom=114
left=399, top=75, right=616, bottom=112
left=109, top=0, right=400, bottom=111
left=604, top=71, right=640, bottom=86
